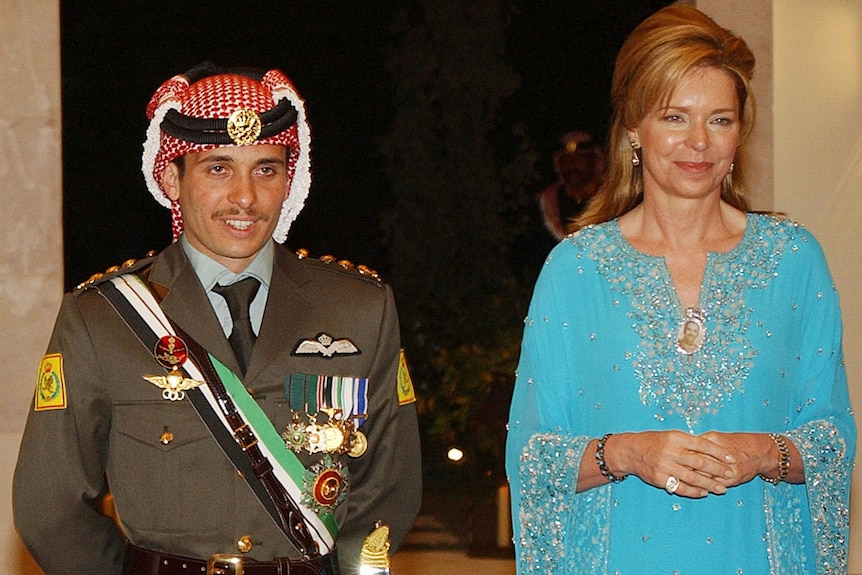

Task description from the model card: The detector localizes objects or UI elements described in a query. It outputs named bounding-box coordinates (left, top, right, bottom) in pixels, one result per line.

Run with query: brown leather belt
left=123, top=544, right=339, bottom=575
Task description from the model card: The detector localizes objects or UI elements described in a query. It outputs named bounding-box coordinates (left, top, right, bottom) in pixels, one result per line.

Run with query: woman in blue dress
left=505, top=6, right=856, bottom=574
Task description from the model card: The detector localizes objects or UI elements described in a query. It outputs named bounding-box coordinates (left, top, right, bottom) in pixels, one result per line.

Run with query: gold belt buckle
left=207, top=554, right=244, bottom=575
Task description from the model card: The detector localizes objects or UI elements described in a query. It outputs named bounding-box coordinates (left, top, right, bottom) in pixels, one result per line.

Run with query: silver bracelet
left=595, top=433, right=627, bottom=483
left=760, top=432, right=791, bottom=485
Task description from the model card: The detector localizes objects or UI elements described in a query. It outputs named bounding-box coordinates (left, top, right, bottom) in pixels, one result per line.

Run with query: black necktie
left=213, top=277, right=260, bottom=375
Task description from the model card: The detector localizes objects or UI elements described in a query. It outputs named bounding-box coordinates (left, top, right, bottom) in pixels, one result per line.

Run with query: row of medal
left=282, top=408, right=367, bottom=458
left=148, top=335, right=368, bottom=458
left=146, top=334, right=359, bottom=512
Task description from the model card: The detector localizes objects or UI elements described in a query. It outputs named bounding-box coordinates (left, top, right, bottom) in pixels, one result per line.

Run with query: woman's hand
left=616, top=431, right=737, bottom=497
left=700, top=431, right=803, bottom=486
left=579, top=430, right=737, bottom=498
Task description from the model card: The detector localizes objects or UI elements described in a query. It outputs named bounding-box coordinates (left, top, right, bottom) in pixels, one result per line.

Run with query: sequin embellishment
left=581, top=215, right=795, bottom=431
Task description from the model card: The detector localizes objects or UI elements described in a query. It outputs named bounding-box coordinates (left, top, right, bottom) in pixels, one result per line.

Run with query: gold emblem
left=236, top=535, right=254, bottom=554
left=360, top=522, right=391, bottom=572
left=321, top=422, right=346, bottom=452
left=304, top=414, right=327, bottom=454
left=282, top=408, right=367, bottom=458
left=143, top=369, right=205, bottom=401
left=348, top=430, right=368, bottom=457
left=227, top=109, right=262, bottom=145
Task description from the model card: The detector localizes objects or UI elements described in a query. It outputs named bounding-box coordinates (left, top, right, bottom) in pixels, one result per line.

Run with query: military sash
left=95, top=273, right=337, bottom=554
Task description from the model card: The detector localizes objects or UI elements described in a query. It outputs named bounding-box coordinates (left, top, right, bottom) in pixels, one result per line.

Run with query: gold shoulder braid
left=359, top=521, right=391, bottom=573
left=294, top=248, right=381, bottom=283
left=74, top=250, right=159, bottom=291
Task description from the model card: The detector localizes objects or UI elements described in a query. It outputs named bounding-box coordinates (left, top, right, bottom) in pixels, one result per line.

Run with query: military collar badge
left=292, top=332, right=360, bottom=358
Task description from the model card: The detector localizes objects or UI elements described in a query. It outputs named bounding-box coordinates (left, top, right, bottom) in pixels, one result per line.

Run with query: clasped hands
left=608, top=430, right=777, bottom=499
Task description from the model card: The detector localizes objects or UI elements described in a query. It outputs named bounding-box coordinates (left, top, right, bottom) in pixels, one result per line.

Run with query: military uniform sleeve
left=335, top=283, right=422, bottom=574
left=13, top=291, right=127, bottom=575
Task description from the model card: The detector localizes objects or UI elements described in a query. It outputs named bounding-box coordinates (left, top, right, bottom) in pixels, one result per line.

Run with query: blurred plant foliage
left=382, top=0, right=539, bottom=493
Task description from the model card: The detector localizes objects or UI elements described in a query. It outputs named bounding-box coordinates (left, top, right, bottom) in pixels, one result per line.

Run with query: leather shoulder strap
left=92, top=272, right=335, bottom=556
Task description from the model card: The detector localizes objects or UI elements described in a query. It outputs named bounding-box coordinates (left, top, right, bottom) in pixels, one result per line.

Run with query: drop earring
left=631, top=142, right=641, bottom=167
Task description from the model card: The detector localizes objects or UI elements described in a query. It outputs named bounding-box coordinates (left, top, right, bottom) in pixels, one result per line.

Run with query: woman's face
left=628, top=66, right=740, bottom=203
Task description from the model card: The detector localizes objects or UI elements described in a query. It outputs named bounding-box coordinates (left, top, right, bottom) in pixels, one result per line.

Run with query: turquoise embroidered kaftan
left=505, top=214, right=856, bottom=575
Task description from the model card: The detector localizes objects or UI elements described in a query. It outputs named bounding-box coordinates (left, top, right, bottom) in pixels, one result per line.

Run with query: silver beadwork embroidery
left=580, top=216, right=795, bottom=431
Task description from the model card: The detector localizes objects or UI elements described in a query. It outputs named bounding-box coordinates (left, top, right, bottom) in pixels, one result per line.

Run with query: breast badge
left=153, top=335, right=188, bottom=370
left=301, top=454, right=348, bottom=513
left=292, top=333, right=360, bottom=358
left=143, top=371, right=205, bottom=401
left=143, top=335, right=204, bottom=401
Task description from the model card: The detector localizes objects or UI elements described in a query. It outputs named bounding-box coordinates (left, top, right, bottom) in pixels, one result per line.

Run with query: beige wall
left=0, top=1, right=63, bottom=573
left=700, top=0, right=862, bottom=571
left=698, top=0, right=775, bottom=212
left=772, top=2, right=862, bottom=569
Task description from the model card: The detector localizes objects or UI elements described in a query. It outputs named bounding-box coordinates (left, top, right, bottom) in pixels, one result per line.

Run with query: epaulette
left=294, top=248, right=382, bottom=284
left=74, top=250, right=159, bottom=292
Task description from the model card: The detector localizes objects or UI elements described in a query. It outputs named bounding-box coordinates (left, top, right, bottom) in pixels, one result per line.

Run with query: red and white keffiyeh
left=142, top=66, right=311, bottom=243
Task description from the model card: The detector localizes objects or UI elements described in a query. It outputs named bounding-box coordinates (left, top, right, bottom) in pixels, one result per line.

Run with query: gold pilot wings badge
left=143, top=369, right=205, bottom=401
left=292, top=332, right=360, bottom=358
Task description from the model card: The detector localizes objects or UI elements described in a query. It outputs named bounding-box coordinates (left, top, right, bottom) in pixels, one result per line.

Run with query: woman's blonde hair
left=574, top=5, right=756, bottom=229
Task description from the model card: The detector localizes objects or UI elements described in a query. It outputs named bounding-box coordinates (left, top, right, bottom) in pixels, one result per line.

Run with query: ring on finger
left=665, top=475, right=680, bottom=494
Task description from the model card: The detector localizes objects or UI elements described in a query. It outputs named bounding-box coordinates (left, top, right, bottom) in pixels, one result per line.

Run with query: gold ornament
left=360, top=522, right=391, bottom=572
left=143, top=369, right=204, bottom=401
left=227, top=109, right=262, bottom=145
left=348, top=430, right=368, bottom=457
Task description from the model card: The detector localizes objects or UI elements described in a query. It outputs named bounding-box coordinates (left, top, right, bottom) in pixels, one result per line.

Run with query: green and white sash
left=96, top=273, right=338, bottom=553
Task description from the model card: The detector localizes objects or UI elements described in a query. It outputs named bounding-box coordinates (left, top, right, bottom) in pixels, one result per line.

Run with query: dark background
left=61, top=0, right=671, bottom=288
left=61, top=0, right=673, bottom=549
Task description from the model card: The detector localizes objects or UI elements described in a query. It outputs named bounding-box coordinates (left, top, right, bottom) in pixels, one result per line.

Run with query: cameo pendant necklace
left=676, top=306, right=706, bottom=355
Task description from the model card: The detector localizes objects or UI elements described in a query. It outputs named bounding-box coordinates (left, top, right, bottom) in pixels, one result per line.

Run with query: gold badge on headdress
left=227, top=109, right=262, bottom=145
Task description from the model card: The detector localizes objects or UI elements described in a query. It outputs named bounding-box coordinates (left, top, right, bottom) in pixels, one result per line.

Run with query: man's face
left=163, top=144, right=289, bottom=273
left=683, top=321, right=700, bottom=342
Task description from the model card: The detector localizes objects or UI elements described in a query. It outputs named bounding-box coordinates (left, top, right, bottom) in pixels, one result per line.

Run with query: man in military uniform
left=13, top=62, right=421, bottom=575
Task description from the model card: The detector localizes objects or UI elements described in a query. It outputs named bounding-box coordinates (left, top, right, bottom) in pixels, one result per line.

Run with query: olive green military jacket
left=13, top=241, right=422, bottom=575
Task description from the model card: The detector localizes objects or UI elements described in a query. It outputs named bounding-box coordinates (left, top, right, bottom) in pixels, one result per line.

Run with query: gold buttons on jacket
left=237, top=536, right=254, bottom=553
left=159, top=426, right=174, bottom=445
